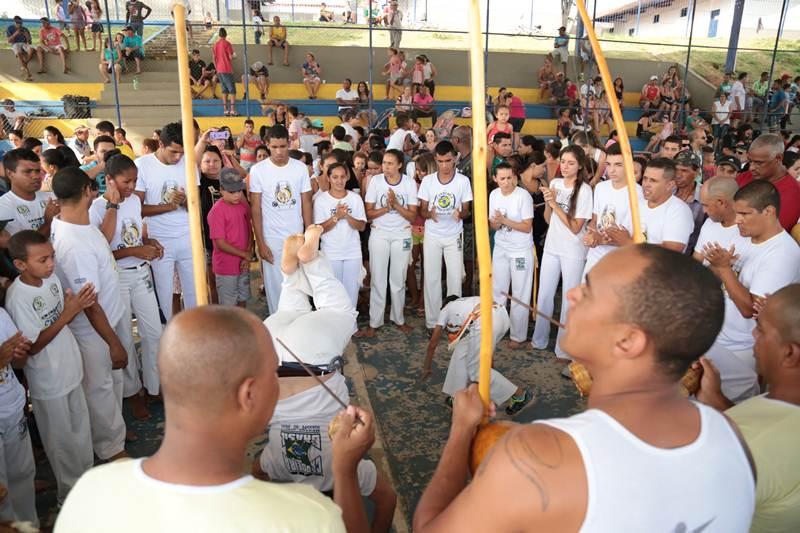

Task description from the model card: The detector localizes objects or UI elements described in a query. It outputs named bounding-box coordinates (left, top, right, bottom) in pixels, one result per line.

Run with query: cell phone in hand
left=209, top=130, right=230, bottom=141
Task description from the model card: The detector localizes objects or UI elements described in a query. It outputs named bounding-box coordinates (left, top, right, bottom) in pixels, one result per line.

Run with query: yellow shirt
left=270, top=26, right=286, bottom=41
left=117, top=143, right=135, bottom=159
left=727, top=395, right=800, bottom=533
left=55, top=458, right=346, bottom=533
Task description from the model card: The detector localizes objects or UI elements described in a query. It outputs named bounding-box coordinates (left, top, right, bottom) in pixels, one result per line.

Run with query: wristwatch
left=106, top=201, right=120, bottom=210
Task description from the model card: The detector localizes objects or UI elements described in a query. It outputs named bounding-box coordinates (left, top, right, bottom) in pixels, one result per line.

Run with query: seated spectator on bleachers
left=645, top=115, right=674, bottom=153
left=267, top=16, right=289, bottom=66
left=336, top=79, right=359, bottom=118
left=301, top=52, right=322, bottom=99
left=1, top=100, right=28, bottom=134
left=99, top=35, right=122, bottom=84
left=38, top=17, right=70, bottom=74
left=7, top=16, right=40, bottom=81
left=639, top=75, right=660, bottom=112
left=537, top=56, right=555, bottom=102
left=245, top=61, right=270, bottom=102
left=685, top=107, right=709, bottom=134
left=751, top=71, right=769, bottom=120
left=319, top=2, right=335, bottom=21
left=67, top=124, right=91, bottom=162
left=121, top=25, right=143, bottom=74
left=188, top=49, right=210, bottom=97
left=549, top=72, right=569, bottom=116
left=412, top=84, right=437, bottom=125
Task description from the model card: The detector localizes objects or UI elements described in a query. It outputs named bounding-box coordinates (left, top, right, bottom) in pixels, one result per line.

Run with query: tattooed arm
left=414, top=388, right=588, bottom=532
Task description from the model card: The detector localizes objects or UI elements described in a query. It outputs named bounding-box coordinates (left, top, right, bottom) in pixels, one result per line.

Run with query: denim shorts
left=218, top=73, right=235, bottom=94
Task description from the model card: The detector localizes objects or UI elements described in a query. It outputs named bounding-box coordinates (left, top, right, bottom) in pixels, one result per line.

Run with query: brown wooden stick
left=502, top=292, right=566, bottom=329
left=275, top=337, right=349, bottom=410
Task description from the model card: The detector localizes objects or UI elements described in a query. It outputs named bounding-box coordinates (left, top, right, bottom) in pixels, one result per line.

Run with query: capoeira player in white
left=253, top=225, right=397, bottom=533
left=422, top=295, right=532, bottom=415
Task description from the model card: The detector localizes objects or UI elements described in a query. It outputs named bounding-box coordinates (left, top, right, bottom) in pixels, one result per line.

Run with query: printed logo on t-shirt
left=598, top=205, right=617, bottom=231
left=160, top=180, right=179, bottom=205
left=272, top=181, right=297, bottom=208
left=16, top=205, right=30, bottom=216
left=32, top=296, right=45, bottom=312
left=378, top=191, right=406, bottom=212
left=496, top=208, right=511, bottom=232
left=120, top=218, right=142, bottom=248
left=49, top=283, right=59, bottom=298
left=433, top=192, right=456, bottom=215
left=280, top=424, right=324, bottom=477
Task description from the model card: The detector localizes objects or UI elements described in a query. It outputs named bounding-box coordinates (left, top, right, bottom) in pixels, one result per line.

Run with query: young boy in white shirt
left=90, top=154, right=164, bottom=410
left=489, top=163, right=534, bottom=347
left=51, top=166, right=128, bottom=461
left=0, top=308, right=36, bottom=526
left=6, top=230, right=95, bottom=504
left=418, top=141, right=473, bottom=329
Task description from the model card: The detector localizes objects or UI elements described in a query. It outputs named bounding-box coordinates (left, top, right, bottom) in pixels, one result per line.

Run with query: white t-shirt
left=6, top=274, right=83, bottom=400
left=313, top=191, right=366, bottom=261
left=89, top=194, right=146, bottom=269
left=417, top=172, right=474, bottom=238
left=335, top=88, right=358, bottom=110
left=340, top=122, right=359, bottom=145
left=586, top=180, right=644, bottom=267
left=640, top=195, right=694, bottom=251
left=712, top=100, right=732, bottom=125
left=249, top=158, right=312, bottom=240
left=387, top=127, right=418, bottom=151
left=0, top=309, right=26, bottom=421
left=694, top=219, right=751, bottom=265
left=730, top=81, right=747, bottom=110
left=543, top=179, right=593, bottom=260
left=717, top=231, right=800, bottom=351
left=0, top=190, right=54, bottom=235
left=55, top=458, right=346, bottom=533
left=364, top=173, right=418, bottom=232
left=489, top=186, right=533, bottom=252
left=51, top=217, right=124, bottom=338
left=134, top=154, right=199, bottom=240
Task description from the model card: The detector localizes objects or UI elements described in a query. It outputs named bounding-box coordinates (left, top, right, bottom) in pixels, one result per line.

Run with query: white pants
left=118, top=264, right=163, bottom=397
left=150, top=234, right=197, bottom=321
left=531, top=252, right=585, bottom=359
left=0, top=410, right=37, bottom=526
left=75, top=319, right=126, bottom=460
left=423, top=233, right=464, bottom=328
left=705, top=342, right=759, bottom=404
left=329, top=258, right=362, bottom=308
left=492, top=245, right=535, bottom=342
left=368, top=226, right=412, bottom=328
left=443, top=305, right=517, bottom=404
left=265, top=253, right=357, bottom=366
left=31, top=386, right=93, bottom=503
left=262, top=236, right=287, bottom=315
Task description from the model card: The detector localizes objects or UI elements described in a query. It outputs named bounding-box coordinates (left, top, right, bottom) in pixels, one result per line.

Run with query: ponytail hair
left=559, top=144, right=589, bottom=219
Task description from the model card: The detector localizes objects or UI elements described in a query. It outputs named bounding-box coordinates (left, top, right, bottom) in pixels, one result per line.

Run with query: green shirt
left=753, top=80, right=769, bottom=97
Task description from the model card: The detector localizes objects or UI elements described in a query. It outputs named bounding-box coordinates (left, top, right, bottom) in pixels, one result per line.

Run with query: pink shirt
left=212, top=38, right=234, bottom=74
left=40, top=26, right=63, bottom=47
left=208, top=199, right=252, bottom=275
left=413, top=93, right=433, bottom=107
left=509, top=96, right=525, bottom=119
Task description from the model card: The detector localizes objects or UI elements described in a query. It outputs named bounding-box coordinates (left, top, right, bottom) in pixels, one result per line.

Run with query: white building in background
left=596, top=0, right=800, bottom=40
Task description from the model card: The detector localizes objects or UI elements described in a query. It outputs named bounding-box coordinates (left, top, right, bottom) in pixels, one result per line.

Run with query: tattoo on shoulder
left=491, top=426, right=564, bottom=512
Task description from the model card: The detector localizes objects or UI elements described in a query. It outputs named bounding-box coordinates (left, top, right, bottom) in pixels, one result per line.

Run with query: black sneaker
left=505, top=388, right=533, bottom=415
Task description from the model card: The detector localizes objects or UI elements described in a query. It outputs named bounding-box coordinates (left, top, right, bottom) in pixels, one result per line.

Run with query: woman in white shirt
left=313, top=162, right=367, bottom=307
left=531, top=145, right=593, bottom=359
left=712, top=93, right=732, bottom=154
left=490, top=162, right=535, bottom=347
left=358, top=149, right=418, bottom=337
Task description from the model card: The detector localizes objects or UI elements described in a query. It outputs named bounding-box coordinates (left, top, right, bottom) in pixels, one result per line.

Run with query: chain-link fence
left=2, top=0, right=799, bottom=142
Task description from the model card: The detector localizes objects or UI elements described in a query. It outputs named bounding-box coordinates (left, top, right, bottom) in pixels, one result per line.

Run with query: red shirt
left=208, top=199, right=252, bottom=275
left=509, top=96, right=525, bottom=119
left=736, top=171, right=800, bottom=231
left=566, top=83, right=578, bottom=100
left=644, top=84, right=660, bottom=101
left=40, top=26, right=62, bottom=47
left=212, top=38, right=234, bottom=74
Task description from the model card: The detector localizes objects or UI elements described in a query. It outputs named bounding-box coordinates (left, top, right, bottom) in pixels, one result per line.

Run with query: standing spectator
left=6, top=16, right=40, bottom=81
left=134, top=122, right=199, bottom=321
left=301, top=52, right=322, bottom=100
left=212, top=28, right=237, bottom=116
left=336, top=79, right=359, bottom=118
left=532, top=145, right=592, bottom=360
left=767, top=80, right=787, bottom=132
left=124, top=0, right=151, bottom=37
left=737, top=134, right=800, bottom=231
left=313, top=162, right=367, bottom=306
left=730, top=72, right=748, bottom=127
left=552, top=26, right=569, bottom=75
left=236, top=119, right=261, bottom=171
left=121, top=25, right=143, bottom=75
left=578, top=35, right=593, bottom=80
left=387, top=0, right=402, bottom=49
left=412, top=84, right=437, bottom=125
left=251, top=9, right=263, bottom=45
left=418, top=141, right=473, bottom=329
left=487, top=105, right=513, bottom=144
left=712, top=93, right=732, bottom=154
left=383, top=48, right=404, bottom=100
left=421, top=54, right=437, bottom=97
left=87, top=0, right=103, bottom=52
left=538, top=56, right=556, bottom=102
left=68, top=0, right=88, bottom=51
left=507, top=92, right=526, bottom=148
left=267, top=15, right=289, bottom=66
left=613, top=76, right=625, bottom=110
left=207, top=169, right=253, bottom=307
left=38, top=17, right=70, bottom=74
left=99, top=35, right=122, bottom=84
left=249, top=125, right=312, bottom=315
left=751, top=71, right=769, bottom=120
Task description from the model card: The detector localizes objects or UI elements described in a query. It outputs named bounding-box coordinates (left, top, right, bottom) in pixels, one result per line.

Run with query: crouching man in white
left=253, top=225, right=397, bottom=533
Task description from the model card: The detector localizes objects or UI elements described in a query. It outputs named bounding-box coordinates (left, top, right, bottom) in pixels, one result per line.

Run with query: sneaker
left=444, top=396, right=454, bottom=409
left=561, top=365, right=573, bottom=379
left=505, top=388, right=533, bottom=415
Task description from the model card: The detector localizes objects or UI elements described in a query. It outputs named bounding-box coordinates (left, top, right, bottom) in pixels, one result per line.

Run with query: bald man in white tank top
left=413, top=244, right=756, bottom=533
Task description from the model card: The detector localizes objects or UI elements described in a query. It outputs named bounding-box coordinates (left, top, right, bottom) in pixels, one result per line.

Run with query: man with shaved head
left=693, top=176, right=745, bottom=264
left=56, top=305, right=376, bottom=533
left=414, top=245, right=755, bottom=532
left=700, top=180, right=800, bottom=403
left=697, top=284, right=800, bottom=533
left=736, top=133, right=800, bottom=231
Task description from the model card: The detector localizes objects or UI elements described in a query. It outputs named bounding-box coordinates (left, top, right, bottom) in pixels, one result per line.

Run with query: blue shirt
left=122, top=35, right=143, bottom=56
left=80, top=161, right=107, bottom=193
left=769, top=89, right=786, bottom=111
left=6, top=24, right=32, bottom=44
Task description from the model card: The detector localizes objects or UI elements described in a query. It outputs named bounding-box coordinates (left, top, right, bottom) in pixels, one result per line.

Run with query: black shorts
left=91, top=22, right=103, bottom=33
left=509, top=118, right=525, bottom=132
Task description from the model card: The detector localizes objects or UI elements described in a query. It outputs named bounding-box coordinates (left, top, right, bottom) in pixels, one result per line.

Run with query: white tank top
left=537, top=403, right=754, bottom=532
